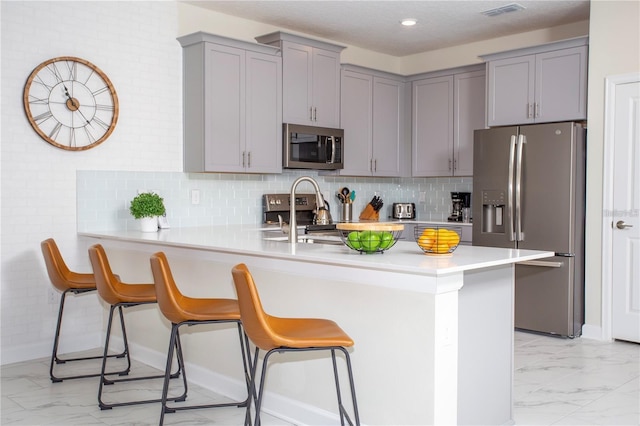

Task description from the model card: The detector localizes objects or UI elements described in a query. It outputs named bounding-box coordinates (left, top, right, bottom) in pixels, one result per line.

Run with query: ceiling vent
left=481, top=3, right=526, bottom=17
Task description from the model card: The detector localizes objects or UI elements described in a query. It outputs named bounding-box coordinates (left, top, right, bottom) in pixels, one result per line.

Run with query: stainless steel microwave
left=283, top=123, right=344, bottom=170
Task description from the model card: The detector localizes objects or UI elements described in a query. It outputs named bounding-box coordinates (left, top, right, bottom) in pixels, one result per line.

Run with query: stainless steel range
left=262, top=193, right=337, bottom=233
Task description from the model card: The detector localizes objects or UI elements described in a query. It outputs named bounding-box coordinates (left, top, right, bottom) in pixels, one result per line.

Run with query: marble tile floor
left=513, top=331, right=639, bottom=425
left=1, top=331, right=638, bottom=425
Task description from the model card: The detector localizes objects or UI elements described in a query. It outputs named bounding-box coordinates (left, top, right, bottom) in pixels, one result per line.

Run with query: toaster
left=392, top=203, right=416, bottom=219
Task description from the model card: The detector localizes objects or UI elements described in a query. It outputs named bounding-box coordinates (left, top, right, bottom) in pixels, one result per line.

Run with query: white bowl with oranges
left=414, top=225, right=462, bottom=255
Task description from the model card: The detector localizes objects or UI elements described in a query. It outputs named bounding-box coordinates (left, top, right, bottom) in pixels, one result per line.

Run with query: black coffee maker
left=448, top=192, right=471, bottom=222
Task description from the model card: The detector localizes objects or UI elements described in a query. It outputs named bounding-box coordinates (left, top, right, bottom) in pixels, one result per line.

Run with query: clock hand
left=62, top=84, right=74, bottom=104
left=74, top=108, right=92, bottom=126
left=62, top=83, right=91, bottom=126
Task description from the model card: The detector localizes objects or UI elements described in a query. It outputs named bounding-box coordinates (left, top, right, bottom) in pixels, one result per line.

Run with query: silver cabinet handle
left=313, top=107, right=317, bottom=122
left=242, top=151, right=246, bottom=168
left=534, top=103, right=540, bottom=118
left=309, top=107, right=313, bottom=121
left=616, top=220, right=633, bottom=229
left=247, top=151, right=251, bottom=168
left=527, top=103, right=533, bottom=119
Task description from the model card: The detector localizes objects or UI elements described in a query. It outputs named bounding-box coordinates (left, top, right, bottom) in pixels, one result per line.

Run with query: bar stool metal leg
left=50, top=289, right=129, bottom=383
left=159, top=320, right=251, bottom=425
left=245, top=346, right=360, bottom=426
left=98, top=302, right=186, bottom=410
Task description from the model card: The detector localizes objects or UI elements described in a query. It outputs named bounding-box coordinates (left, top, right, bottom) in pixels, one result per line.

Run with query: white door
left=611, top=79, right=640, bottom=343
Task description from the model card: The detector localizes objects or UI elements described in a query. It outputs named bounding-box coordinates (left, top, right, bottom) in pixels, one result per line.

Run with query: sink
left=263, top=235, right=344, bottom=246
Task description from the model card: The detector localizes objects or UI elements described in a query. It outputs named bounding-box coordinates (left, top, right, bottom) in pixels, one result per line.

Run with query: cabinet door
left=487, top=55, right=535, bottom=126
left=412, top=76, right=454, bottom=177
left=372, top=76, right=403, bottom=176
left=312, top=48, right=341, bottom=128
left=204, top=43, right=245, bottom=172
left=281, top=41, right=313, bottom=125
left=535, top=46, right=588, bottom=122
left=454, top=70, right=485, bottom=176
left=245, top=51, right=282, bottom=173
left=340, top=70, right=373, bottom=176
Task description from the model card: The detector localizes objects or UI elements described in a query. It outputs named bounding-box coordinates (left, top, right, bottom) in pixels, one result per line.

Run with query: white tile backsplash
left=77, top=170, right=472, bottom=231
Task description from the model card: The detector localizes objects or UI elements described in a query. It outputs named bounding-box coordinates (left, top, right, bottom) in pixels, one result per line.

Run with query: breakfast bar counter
left=80, top=225, right=552, bottom=425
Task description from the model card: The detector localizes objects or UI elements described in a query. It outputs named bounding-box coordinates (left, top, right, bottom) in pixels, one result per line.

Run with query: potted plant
left=129, top=192, right=166, bottom=232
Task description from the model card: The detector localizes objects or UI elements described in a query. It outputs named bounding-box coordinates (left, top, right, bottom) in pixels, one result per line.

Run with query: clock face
left=23, top=56, right=119, bottom=151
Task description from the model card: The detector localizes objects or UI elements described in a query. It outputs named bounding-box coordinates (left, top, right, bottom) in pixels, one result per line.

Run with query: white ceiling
left=184, top=1, right=590, bottom=57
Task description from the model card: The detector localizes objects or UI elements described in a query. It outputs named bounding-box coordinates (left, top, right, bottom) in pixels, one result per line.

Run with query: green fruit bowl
left=336, top=223, right=404, bottom=254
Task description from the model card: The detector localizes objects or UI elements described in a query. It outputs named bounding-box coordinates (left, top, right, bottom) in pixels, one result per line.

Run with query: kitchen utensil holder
left=341, top=203, right=353, bottom=222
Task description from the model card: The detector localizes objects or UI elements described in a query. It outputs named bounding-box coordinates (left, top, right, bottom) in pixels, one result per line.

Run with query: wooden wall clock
left=23, top=56, right=119, bottom=151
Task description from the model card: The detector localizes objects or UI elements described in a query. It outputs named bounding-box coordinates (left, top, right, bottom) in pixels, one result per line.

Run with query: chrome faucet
left=289, top=176, right=326, bottom=243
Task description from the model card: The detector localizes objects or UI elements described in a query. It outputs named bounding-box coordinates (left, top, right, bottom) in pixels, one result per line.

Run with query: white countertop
left=80, top=224, right=552, bottom=277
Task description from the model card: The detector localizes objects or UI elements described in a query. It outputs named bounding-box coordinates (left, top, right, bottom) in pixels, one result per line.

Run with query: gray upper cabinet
left=412, top=66, right=485, bottom=177
left=483, top=37, right=588, bottom=127
left=256, top=32, right=344, bottom=128
left=339, top=67, right=406, bottom=177
left=178, top=32, right=282, bottom=173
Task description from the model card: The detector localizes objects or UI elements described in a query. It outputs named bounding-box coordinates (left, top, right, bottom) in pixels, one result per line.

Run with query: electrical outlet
left=419, top=192, right=427, bottom=203
left=48, top=288, right=58, bottom=305
left=191, top=189, right=200, bottom=205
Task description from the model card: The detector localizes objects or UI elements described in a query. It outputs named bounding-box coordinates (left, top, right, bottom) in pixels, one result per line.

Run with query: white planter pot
left=139, top=216, right=158, bottom=232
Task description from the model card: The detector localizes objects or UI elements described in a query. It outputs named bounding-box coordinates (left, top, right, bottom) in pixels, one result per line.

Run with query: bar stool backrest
left=41, top=238, right=91, bottom=291
left=149, top=252, right=187, bottom=324
left=88, top=244, right=128, bottom=305
left=231, top=263, right=283, bottom=351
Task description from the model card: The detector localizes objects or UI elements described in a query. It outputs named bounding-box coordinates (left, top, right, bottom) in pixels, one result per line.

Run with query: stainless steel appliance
left=392, top=203, right=415, bottom=219
left=448, top=192, right=471, bottom=222
left=472, top=122, right=586, bottom=337
left=263, top=193, right=336, bottom=233
left=283, top=123, right=344, bottom=170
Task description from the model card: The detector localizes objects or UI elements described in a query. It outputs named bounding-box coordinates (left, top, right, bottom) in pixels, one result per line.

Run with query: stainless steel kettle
left=314, top=200, right=333, bottom=225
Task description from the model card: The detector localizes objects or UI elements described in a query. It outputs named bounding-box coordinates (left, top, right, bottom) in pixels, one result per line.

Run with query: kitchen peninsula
left=80, top=225, right=552, bottom=425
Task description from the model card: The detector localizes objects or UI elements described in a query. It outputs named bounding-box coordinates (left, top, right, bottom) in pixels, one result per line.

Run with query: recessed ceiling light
left=401, top=18, right=417, bottom=26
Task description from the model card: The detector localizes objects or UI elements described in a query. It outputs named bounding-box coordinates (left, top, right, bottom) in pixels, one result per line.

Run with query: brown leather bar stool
left=88, top=244, right=186, bottom=410
left=41, top=238, right=128, bottom=383
left=150, top=252, right=250, bottom=425
left=231, top=263, right=360, bottom=426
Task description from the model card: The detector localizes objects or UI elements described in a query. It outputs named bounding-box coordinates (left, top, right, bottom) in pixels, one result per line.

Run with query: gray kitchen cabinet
left=483, top=37, right=588, bottom=126
left=178, top=32, right=282, bottom=173
left=256, top=32, right=344, bottom=128
left=339, top=67, right=406, bottom=177
left=454, top=70, right=486, bottom=176
left=412, top=66, right=485, bottom=177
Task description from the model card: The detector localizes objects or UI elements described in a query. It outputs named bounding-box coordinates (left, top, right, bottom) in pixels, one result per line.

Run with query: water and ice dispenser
left=481, top=190, right=506, bottom=234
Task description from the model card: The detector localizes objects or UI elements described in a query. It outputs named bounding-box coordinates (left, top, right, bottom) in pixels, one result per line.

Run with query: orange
left=434, top=243, right=451, bottom=254
left=418, top=236, right=434, bottom=250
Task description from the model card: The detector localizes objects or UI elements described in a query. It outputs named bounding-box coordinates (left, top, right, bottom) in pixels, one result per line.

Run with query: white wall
left=1, top=0, right=183, bottom=364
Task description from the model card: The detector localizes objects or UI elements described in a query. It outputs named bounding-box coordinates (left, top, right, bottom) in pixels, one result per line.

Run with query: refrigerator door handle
left=515, top=134, right=526, bottom=241
left=508, top=135, right=517, bottom=241
left=518, top=260, right=564, bottom=268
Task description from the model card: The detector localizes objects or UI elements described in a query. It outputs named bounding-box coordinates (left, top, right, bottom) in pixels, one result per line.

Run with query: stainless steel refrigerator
left=472, top=122, right=586, bottom=337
